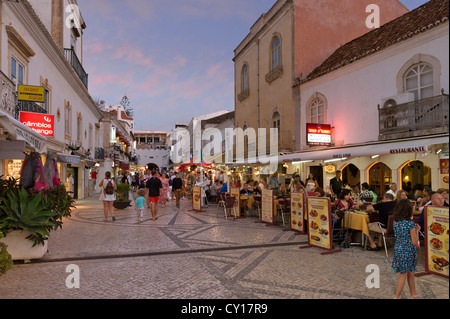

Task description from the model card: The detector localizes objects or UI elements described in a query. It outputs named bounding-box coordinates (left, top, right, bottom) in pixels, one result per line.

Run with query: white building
left=281, top=0, right=449, bottom=194
left=134, top=131, right=170, bottom=171
left=0, top=0, right=104, bottom=199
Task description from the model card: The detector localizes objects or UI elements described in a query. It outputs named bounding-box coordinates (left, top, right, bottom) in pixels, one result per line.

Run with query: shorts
left=149, top=196, right=160, bottom=203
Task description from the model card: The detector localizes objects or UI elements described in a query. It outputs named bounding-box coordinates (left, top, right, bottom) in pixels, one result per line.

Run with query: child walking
left=392, top=199, right=421, bottom=299
left=135, top=189, right=146, bottom=223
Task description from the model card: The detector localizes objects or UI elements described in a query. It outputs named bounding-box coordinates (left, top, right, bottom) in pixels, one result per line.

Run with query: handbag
left=99, top=187, right=106, bottom=201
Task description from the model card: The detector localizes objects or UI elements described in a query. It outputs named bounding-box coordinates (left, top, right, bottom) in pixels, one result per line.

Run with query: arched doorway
left=368, top=162, right=392, bottom=197
left=400, top=160, right=431, bottom=195
left=342, top=164, right=360, bottom=190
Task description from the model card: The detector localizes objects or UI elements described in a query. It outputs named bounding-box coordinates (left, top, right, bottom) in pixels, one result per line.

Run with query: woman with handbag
left=99, top=171, right=116, bottom=222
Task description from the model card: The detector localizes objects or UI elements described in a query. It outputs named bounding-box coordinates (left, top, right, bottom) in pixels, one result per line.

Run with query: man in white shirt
left=386, top=183, right=398, bottom=198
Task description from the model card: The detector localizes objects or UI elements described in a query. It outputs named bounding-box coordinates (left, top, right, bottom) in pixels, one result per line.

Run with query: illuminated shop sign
left=306, top=123, right=332, bottom=146
left=19, top=112, right=54, bottom=137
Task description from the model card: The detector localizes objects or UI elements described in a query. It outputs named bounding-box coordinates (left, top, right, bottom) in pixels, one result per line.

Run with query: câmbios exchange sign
left=19, top=112, right=55, bottom=137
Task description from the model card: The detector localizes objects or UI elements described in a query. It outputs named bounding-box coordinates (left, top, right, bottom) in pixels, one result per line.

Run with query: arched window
left=271, top=37, right=281, bottom=71
left=310, top=98, right=325, bottom=124
left=404, top=63, right=434, bottom=100
left=242, top=64, right=249, bottom=92
left=272, top=112, right=280, bottom=130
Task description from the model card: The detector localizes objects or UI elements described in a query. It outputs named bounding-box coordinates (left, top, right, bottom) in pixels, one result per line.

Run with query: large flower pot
left=113, top=201, right=131, bottom=210
left=0, top=230, right=48, bottom=261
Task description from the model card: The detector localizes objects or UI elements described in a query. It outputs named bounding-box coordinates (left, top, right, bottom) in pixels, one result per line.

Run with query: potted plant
left=0, top=177, right=75, bottom=261
left=0, top=241, right=13, bottom=276
left=113, top=182, right=131, bottom=209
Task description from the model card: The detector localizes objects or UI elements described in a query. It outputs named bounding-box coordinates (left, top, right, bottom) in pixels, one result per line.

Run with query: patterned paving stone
left=0, top=196, right=448, bottom=300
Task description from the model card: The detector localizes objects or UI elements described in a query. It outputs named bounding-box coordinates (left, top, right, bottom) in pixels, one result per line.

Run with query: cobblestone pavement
left=0, top=196, right=448, bottom=300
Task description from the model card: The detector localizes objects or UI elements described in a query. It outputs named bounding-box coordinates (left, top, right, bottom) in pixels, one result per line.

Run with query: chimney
left=51, top=0, right=64, bottom=50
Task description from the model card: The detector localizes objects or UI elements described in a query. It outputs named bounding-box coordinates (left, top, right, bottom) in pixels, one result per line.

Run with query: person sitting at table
left=210, top=180, right=220, bottom=204
left=436, top=188, right=449, bottom=206
left=219, top=181, right=227, bottom=195
left=334, top=189, right=358, bottom=212
left=360, top=182, right=376, bottom=204
left=240, top=183, right=252, bottom=197
left=252, top=181, right=262, bottom=196
left=366, top=192, right=396, bottom=249
left=314, top=187, right=325, bottom=197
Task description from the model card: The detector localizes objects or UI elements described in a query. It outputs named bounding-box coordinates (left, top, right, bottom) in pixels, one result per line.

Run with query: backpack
left=104, top=179, right=115, bottom=195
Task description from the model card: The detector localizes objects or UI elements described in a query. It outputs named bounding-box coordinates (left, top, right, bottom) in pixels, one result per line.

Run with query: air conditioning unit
left=381, top=92, right=415, bottom=108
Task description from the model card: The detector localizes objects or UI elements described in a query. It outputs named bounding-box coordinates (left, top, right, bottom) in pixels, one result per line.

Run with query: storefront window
left=369, top=162, right=392, bottom=196
left=401, top=160, right=431, bottom=195
left=6, top=160, right=23, bottom=180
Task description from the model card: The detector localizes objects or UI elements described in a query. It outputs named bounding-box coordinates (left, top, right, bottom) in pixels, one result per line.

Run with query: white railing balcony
left=378, top=94, right=449, bottom=140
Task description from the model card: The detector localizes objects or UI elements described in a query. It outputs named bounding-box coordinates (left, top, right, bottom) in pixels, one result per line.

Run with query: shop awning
left=0, top=141, right=27, bottom=160
left=0, top=110, right=47, bottom=154
left=279, top=136, right=449, bottom=163
left=57, top=154, right=82, bottom=164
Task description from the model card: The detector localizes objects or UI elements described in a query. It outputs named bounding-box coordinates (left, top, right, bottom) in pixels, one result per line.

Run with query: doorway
left=72, top=167, right=79, bottom=199
left=369, top=162, right=392, bottom=197
left=309, top=166, right=324, bottom=189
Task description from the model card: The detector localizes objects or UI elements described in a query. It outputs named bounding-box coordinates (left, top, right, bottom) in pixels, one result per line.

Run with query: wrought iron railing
left=95, top=147, right=105, bottom=160
left=0, top=71, right=16, bottom=117
left=15, top=100, right=48, bottom=120
left=64, top=48, right=89, bottom=89
left=379, top=94, right=449, bottom=136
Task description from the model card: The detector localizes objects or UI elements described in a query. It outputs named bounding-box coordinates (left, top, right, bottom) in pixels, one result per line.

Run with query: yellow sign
left=192, top=186, right=202, bottom=211
left=424, top=206, right=449, bottom=278
left=261, top=189, right=274, bottom=224
left=18, top=85, right=45, bottom=103
left=307, top=197, right=332, bottom=250
left=230, top=188, right=240, bottom=217
left=290, top=192, right=305, bottom=233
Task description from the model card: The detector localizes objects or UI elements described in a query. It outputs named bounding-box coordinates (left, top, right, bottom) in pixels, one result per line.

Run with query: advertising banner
left=18, top=85, right=45, bottom=103
left=440, top=159, right=449, bottom=189
left=290, top=192, right=305, bottom=233
left=304, top=197, right=338, bottom=253
left=19, top=112, right=54, bottom=137
left=424, top=206, right=449, bottom=278
left=230, top=188, right=240, bottom=218
left=261, top=189, right=274, bottom=224
left=192, top=186, right=202, bottom=212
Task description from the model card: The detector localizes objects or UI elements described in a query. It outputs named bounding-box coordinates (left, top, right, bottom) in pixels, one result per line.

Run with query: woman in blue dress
left=392, top=199, right=421, bottom=299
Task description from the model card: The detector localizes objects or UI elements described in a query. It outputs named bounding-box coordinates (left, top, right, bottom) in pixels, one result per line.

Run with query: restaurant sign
left=306, top=123, right=332, bottom=146
left=19, top=112, right=54, bottom=137
left=389, top=146, right=427, bottom=154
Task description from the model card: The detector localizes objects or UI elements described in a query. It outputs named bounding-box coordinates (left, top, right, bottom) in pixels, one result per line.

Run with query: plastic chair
left=372, top=215, right=395, bottom=258
left=223, top=196, right=237, bottom=219
left=217, top=193, right=226, bottom=210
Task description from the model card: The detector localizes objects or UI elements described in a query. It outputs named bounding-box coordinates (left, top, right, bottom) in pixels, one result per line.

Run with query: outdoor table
left=343, top=211, right=371, bottom=248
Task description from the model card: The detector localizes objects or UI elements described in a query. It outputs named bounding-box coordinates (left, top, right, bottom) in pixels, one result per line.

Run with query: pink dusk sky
left=78, top=0, right=429, bottom=132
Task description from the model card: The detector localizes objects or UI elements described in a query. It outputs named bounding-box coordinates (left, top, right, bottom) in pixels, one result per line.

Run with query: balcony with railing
left=64, top=48, right=89, bottom=89
left=0, top=71, right=16, bottom=117
left=378, top=94, right=449, bottom=140
left=95, top=147, right=105, bottom=161
left=15, top=100, right=48, bottom=120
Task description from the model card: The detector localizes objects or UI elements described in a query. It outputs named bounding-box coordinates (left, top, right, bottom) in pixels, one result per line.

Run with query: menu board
left=307, top=197, right=332, bottom=251
left=261, top=189, right=274, bottom=224
left=230, top=188, right=240, bottom=218
left=192, top=186, right=202, bottom=211
left=424, top=206, right=449, bottom=278
left=290, top=192, right=305, bottom=233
